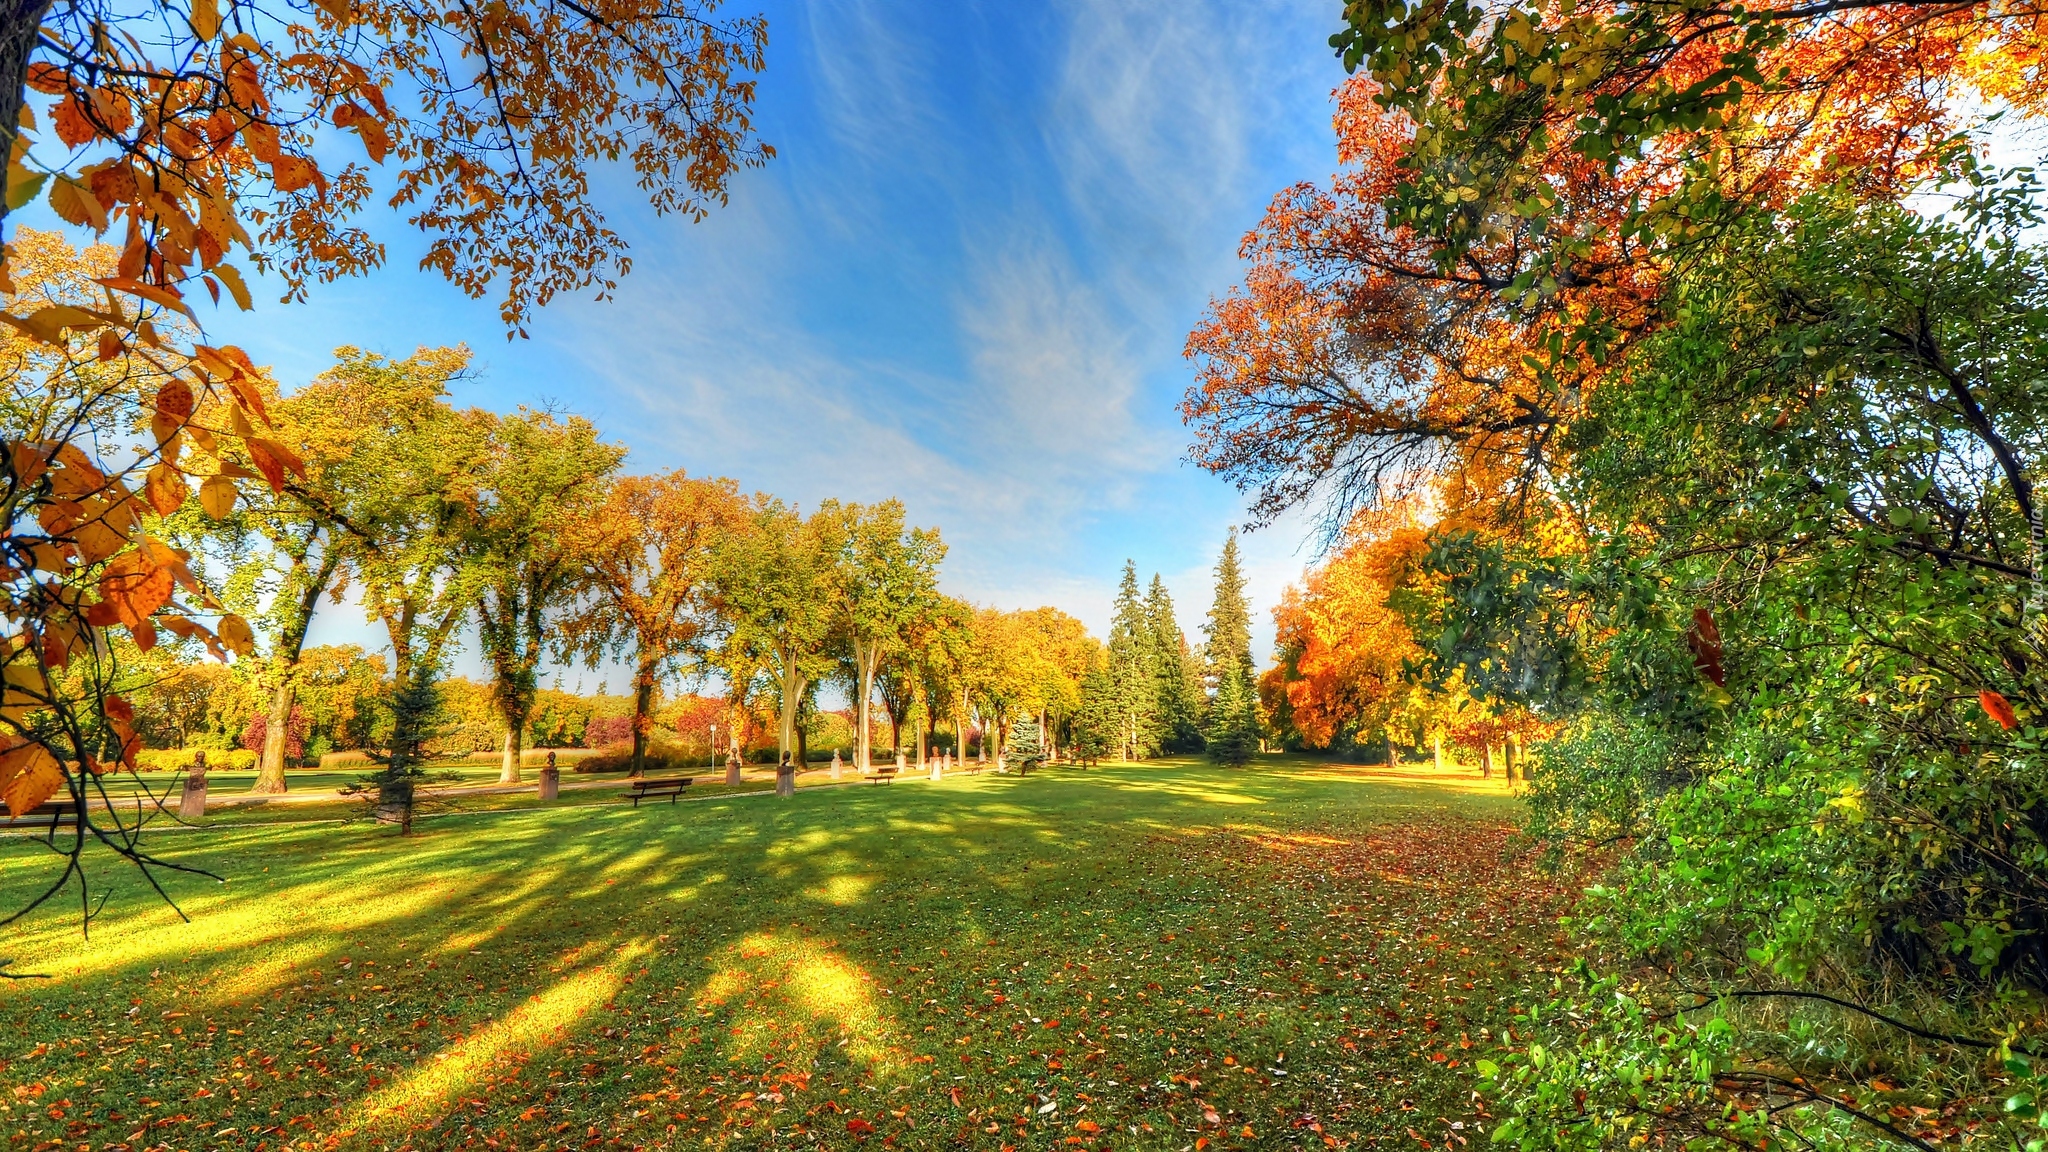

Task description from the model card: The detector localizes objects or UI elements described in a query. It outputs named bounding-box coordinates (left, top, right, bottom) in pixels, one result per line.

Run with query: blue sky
left=64, top=0, right=1357, bottom=686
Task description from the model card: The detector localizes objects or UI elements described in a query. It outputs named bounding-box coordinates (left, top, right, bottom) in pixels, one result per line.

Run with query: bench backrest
left=630, top=778, right=692, bottom=790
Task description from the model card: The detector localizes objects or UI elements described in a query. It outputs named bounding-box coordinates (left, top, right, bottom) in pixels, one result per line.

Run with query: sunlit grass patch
left=0, top=755, right=1555, bottom=1151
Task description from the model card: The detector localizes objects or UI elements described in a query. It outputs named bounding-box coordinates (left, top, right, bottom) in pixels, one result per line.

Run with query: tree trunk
left=776, top=661, right=805, bottom=771
left=631, top=653, right=658, bottom=778
left=1432, top=732, right=1444, bottom=771
left=0, top=0, right=56, bottom=240
left=254, top=677, right=295, bottom=794
left=252, top=544, right=339, bottom=794
left=1506, top=732, right=1525, bottom=782
left=725, top=703, right=744, bottom=785
left=1480, top=743, right=1494, bottom=779
left=856, top=639, right=875, bottom=774
left=499, top=723, right=522, bottom=784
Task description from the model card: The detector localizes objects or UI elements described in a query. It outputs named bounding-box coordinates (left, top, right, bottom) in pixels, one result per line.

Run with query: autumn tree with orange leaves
left=558, top=472, right=746, bottom=781
left=0, top=0, right=770, bottom=929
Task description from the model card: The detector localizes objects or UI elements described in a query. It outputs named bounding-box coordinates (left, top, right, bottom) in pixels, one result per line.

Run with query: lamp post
left=709, top=723, right=718, bottom=771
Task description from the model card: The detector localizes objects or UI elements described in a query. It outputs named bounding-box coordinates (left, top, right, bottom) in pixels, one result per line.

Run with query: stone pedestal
left=177, top=751, right=207, bottom=820
left=775, top=761, right=796, bottom=798
left=830, top=750, right=842, bottom=780
left=725, top=755, right=742, bottom=786
left=930, top=757, right=942, bottom=782
left=539, top=765, right=560, bottom=801
left=894, top=752, right=906, bottom=772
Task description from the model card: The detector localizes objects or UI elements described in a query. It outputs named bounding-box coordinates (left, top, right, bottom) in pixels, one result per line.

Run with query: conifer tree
left=1205, top=665, right=1261, bottom=769
left=1007, top=715, right=1046, bottom=775
left=1203, top=531, right=1255, bottom=701
left=1107, top=561, right=1161, bottom=759
left=1146, top=575, right=1205, bottom=752
left=1072, top=661, right=1118, bottom=766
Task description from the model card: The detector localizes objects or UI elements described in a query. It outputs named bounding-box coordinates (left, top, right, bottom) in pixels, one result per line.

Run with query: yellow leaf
left=5, top=168, right=46, bottom=211
left=217, top=613, right=255, bottom=657
left=151, top=411, right=184, bottom=448
left=211, top=263, right=253, bottom=310
left=93, top=276, right=194, bottom=320
left=190, top=0, right=222, bottom=40
left=47, top=173, right=107, bottom=231
left=3, top=305, right=101, bottom=344
left=0, top=739, right=62, bottom=816
left=2, top=662, right=48, bottom=719
left=199, top=473, right=237, bottom=519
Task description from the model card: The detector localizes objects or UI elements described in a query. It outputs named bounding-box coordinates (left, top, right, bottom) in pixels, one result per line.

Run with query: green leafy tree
left=820, top=500, right=946, bottom=774
left=317, top=348, right=492, bottom=825
left=467, top=412, right=623, bottom=782
left=711, top=500, right=838, bottom=790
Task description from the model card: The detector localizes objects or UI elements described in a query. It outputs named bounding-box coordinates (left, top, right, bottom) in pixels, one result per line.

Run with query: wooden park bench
left=1, top=799, right=80, bottom=830
left=868, top=765, right=898, bottom=785
left=627, top=777, right=694, bottom=807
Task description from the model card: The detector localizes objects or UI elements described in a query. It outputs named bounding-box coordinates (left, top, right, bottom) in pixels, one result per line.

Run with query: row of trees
left=1187, top=1, right=2047, bottom=1147
left=1258, top=500, right=1545, bottom=776
left=148, top=333, right=1130, bottom=818
left=1067, top=534, right=1265, bottom=767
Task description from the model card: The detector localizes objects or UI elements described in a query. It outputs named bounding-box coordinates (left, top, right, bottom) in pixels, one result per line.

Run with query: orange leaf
left=1981, top=690, right=2019, bottom=731
left=144, top=461, right=187, bottom=516
left=270, top=154, right=321, bottom=194
left=156, top=378, right=196, bottom=419
left=1687, top=607, right=1725, bottom=687
left=0, top=740, right=63, bottom=816
left=94, top=276, right=194, bottom=320
left=98, top=542, right=177, bottom=626
left=245, top=437, right=303, bottom=491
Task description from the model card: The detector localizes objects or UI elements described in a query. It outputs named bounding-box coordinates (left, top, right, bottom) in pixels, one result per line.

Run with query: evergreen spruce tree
left=1145, top=575, right=1204, bottom=752
left=1205, top=664, right=1261, bottom=768
left=1072, top=661, right=1118, bottom=765
left=1202, top=530, right=1255, bottom=705
left=1007, top=714, right=1045, bottom=775
left=1107, top=560, right=1161, bottom=759
left=359, top=673, right=449, bottom=833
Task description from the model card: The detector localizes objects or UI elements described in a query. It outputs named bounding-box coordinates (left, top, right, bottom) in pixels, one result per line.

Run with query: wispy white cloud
left=278, top=0, right=1351, bottom=674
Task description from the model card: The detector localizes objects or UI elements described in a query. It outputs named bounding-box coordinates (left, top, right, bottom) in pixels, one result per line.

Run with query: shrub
left=572, top=746, right=695, bottom=775
left=584, top=715, right=634, bottom=747
left=133, top=748, right=258, bottom=772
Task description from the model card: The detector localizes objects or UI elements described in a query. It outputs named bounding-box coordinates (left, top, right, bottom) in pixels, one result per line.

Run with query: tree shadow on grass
left=0, top=763, right=1534, bottom=1150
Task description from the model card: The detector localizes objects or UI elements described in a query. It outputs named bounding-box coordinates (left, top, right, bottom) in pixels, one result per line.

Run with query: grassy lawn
left=0, top=757, right=1570, bottom=1152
